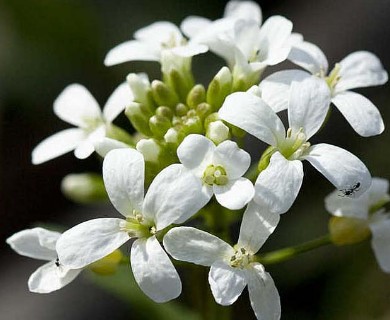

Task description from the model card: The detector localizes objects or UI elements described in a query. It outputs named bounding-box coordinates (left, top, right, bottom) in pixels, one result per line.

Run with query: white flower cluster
left=7, top=1, right=389, bottom=319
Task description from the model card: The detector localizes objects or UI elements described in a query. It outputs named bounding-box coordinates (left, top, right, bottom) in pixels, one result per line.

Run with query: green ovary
left=278, top=127, right=311, bottom=160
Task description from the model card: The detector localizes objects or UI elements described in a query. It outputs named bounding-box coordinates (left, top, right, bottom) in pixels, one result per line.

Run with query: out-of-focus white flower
left=32, top=83, right=132, bottom=164
left=164, top=202, right=281, bottom=320
left=176, top=134, right=254, bottom=210
left=56, top=148, right=208, bottom=303
left=220, top=77, right=372, bottom=214
left=6, top=228, right=82, bottom=293
left=326, top=177, right=390, bottom=272
left=260, top=41, right=388, bottom=136
left=104, top=21, right=208, bottom=66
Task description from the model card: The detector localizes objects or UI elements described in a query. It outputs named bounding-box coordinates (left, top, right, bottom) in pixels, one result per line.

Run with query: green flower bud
left=206, top=120, right=230, bottom=145
left=126, top=73, right=156, bottom=111
left=151, top=80, right=179, bottom=108
left=125, top=102, right=153, bottom=137
left=329, top=216, right=371, bottom=246
left=182, top=116, right=203, bottom=135
left=175, top=103, right=189, bottom=117
left=187, top=84, right=206, bottom=108
left=61, top=173, right=108, bottom=204
left=149, top=115, right=172, bottom=139
left=258, top=146, right=277, bottom=173
left=207, top=67, right=233, bottom=111
left=155, top=106, right=173, bottom=119
left=196, top=102, right=212, bottom=119
left=89, top=250, right=123, bottom=275
left=167, top=69, right=193, bottom=102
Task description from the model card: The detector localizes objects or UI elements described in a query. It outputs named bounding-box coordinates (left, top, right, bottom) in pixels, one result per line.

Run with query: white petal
left=369, top=177, right=390, bottom=206
left=324, top=189, right=370, bottom=220
left=224, top=1, right=262, bottom=24
left=214, top=178, right=254, bottom=210
left=32, top=128, right=85, bottom=164
left=234, top=20, right=262, bottom=61
left=104, top=40, right=160, bottom=66
left=254, top=152, right=303, bottom=214
left=143, top=164, right=209, bottom=230
left=238, top=202, right=280, bottom=253
left=209, top=261, right=246, bottom=306
left=28, top=262, right=82, bottom=293
left=336, top=51, right=388, bottom=92
left=180, top=16, right=211, bottom=39
left=213, top=140, right=251, bottom=179
left=177, top=134, right=215, bottom=171
left=131, top=236, right=181, bottom=303
left=288, top=41, right=328, bottom=75
left=246, top=263, right=281, bottom=320
left=103, top=82, right=134, bottom=122
left=259, top=69, right=311, bottom=113
left=170, top=43, right=208, bottom=57
left=370, top=219, right=390, bottom=273
left=73, top=126, right=106, bottom=159
left=219, top=92, right=285, bottom=146
left=163, top=227, right=233, bottom=266
left=257, top=16, right=293, bottom=66
left=288, top=76, right=331, bottom=139
left=53, top=84, right=102, bottom=127
left=103, top=148, right=145, bottom=217
left=6, top=228, right=59, bottom=261
left=56, top=218, right=130, bottom=269
left=305, top=143, right=372, bottom=198
left=331, top=91, right=384, bottom=137
left=134, top=21, right=182, bottom=45
left=94, top=137, right=130, bottom=158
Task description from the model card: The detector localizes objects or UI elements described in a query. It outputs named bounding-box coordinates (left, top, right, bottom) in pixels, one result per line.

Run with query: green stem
left=257, top=234, right=332, bottom=265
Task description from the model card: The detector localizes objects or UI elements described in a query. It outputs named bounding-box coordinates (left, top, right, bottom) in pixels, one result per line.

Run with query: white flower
left=164, top=202, right=281, bottom=320
left=325, top=177, right=390, bottom=272
left=104, top=21, right=208, bottom=67
left=180, top=1, right=262, bottom=40
left=260, top=41, right=388, bottom=136
left=176, top=134, right=254, bottom=210
left=219, top=76, right=372, bottom=214
left=32, top=83, right=132, bottom=164
left=6, top=228, right=82, bottom=293
left=56, top=148, right=208, bottom=302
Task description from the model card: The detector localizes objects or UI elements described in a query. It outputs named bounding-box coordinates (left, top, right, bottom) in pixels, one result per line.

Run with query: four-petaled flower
left=220, top=76, right=372, bottom=214
left=6, top=228, right=82, bottom=293
left=32, top=83, right=132, bottom=164
left=176, top=134, right=254, bottom=210
left=325, top=177, right=390, bottom=272
left=164, top=202, right=281, bottom=320
left=56, top=148, right=208, bottom=302
left=260, top=41, right=388, bottom=137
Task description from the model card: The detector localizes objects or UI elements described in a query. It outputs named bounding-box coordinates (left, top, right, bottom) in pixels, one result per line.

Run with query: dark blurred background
left=1, top=0, right=389, bottom=319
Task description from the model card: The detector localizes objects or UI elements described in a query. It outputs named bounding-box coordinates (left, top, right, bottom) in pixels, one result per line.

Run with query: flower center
left=82, top=117, right=104, bottom=133
left=202, top=165, right=228, bottom=186
left=278, top=127, right=311, bottom=160
left=229, top=247, right=253, bottom=269
left=119, top=210, right=155, bottom=238
left=324, top=63, right=341, bottom=91
left=161, top=32, right=187, bottom=49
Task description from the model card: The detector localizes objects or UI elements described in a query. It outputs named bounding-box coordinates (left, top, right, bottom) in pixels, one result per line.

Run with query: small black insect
left=339, top=182, right=360, bottom=197
left=55, top=257, right=60, bottom=267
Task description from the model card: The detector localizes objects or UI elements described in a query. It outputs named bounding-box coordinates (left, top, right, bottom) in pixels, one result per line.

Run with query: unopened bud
left=61, top=173, right=108, bottom=204
left=136, top=139, right=161, bottom=163
left=207, top=67, right=232, bottom=111
left=329, top=216, right=371, bottom=246
left=182, top=116, right=203, bottom=135
left=149, top=115, right=172, bottom=139
left=187, top=84, right=206, bottom=108
left=151, top=80, right=179, bottom=108
left=196, top=102, right=212, bottom=119
left=125, top=102, right=153, bottom=137
left=206, top=120, right=230, bottom=145
left=126, top=73, right=155, bottom=111
left=258, top=146, right=277, bottom=173
left=175, top=103, right=189, bottom=117
left=155, top=106, right=173, bottom=119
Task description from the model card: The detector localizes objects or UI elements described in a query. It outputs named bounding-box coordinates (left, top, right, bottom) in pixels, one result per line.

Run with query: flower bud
left=155, top=106, right=173, bottom=119
left=206, top=120, right=230, bottom=145
left=136, top=139, right=161, bottom=163
left=126, top=73, right=155, bottom=111
left=149, top=115, right=172, bottom=139
left=207, top=67, right=232, bottom=111
left=182, top=116, right=203, bottom=135
left=89, top=250, right=123, bottom=275
left=258, top=146, right=276, bottom=173
left=196, top=102, right=212, bottom=119
left=329, top=216, right=371, bottom=246
left=125, top=102, right=153, bottom=137
left=151, top=80, right=179, bottom=108
left=61, top=173, right=108, bottom=204
left=187, top=84, right=206, bottom=108
left=175, top=103, right=189, bottom=117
